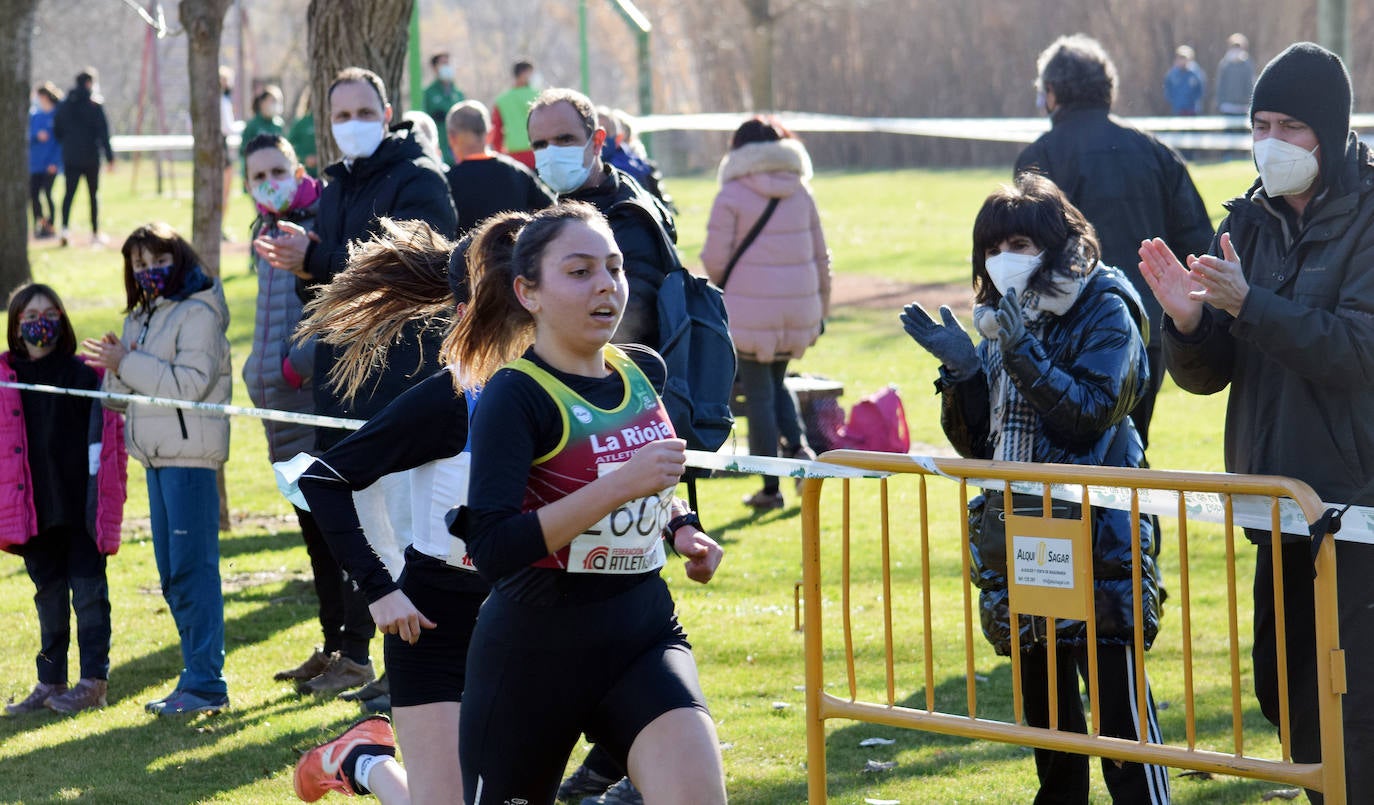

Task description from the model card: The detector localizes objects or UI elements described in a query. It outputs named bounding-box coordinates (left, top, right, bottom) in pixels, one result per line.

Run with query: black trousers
left=1253, top=540, right=1374, bottom=804
left=60, top=163, right=101, bottom=232
left=296, top=506, right=375, bottom=663
left=1019, top=643, right=1171, bottom=804
left=29, top=171, right=56, bottom=226
left=21, top=525, right=111, bottom=683
left=1129, top=343, right=1165, bottom=453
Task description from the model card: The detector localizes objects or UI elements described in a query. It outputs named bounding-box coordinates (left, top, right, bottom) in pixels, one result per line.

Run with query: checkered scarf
left=974, top=242, right=1095, bottom=463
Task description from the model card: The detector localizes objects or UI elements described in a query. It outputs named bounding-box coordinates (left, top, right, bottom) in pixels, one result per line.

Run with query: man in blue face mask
left=1140, top=42, right=1374, bottom=805
left=527, top=88, right=678, bottom=350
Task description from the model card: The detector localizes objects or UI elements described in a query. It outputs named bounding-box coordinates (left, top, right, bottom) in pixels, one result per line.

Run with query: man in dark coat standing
left=252, top=66, right=457, bottom=703
left=1016, top=34, right=1214, bottom=451
left=53, top=68, right=114, bottom=247
left=1140, top=42, right=1374, bottom=804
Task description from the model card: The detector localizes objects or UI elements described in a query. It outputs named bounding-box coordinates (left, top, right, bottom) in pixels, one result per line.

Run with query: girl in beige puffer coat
left=701, top=117, right=831, bottom=510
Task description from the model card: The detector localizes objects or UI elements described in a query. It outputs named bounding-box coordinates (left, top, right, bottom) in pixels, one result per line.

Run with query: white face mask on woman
left=331, top=119, right=386, bottom=161
left=985, top=250, right=1044, bottom=296
left=1253, top=137, right=1320, bottom=197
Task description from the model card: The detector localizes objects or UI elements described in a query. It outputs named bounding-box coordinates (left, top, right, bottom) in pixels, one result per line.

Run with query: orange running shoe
left=293, top=714, right=396, bottom=801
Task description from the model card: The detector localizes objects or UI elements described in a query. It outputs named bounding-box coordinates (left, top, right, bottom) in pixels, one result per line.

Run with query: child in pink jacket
left=2, top=283, right=126, bottom=716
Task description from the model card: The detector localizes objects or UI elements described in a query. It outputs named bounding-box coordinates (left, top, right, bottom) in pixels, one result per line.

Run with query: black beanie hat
left=1251, top=42, right=1352, bottom=182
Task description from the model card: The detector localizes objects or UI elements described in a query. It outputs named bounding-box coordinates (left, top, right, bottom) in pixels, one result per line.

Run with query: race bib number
left=566, top=463, right=672, bottom=574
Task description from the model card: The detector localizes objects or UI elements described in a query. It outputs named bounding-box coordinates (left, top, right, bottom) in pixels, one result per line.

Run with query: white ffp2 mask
left=332, top=119, right=386, bottom=161
left=985, top=250, right=1044, bottom=296
left=1253, top=137, right=1319, bottom=197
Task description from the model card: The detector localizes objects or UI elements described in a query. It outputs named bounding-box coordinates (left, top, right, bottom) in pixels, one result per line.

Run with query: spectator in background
left=423, top=52, right=464, bottom=164
left=239, top=85, right=285, bottom=189
left=219, top=66, right=237, bottom=240
left=1164, top=45, right=1206, bottom=115
left=903, top=173, right=1167, bottom=804
left=1215, top=33, right=1256, bottom=115
left=29, top=83, right=62, bottom=239
left=401, top=110, right=445, bottom=165
left=1016, top=33, right=1213, bottom=452
left=700, top=117, right=830, bottom=512
left=525, top=88, right=677, bottom=349
left=53, top=68, right=114, bottom=248
left=491, top=60, right=538, bottom=169
left=83, top=223, right=232, bottom=717
left=253, top=66, right=456, bottom=699
left=289, top=88, right=319, bottom=176
left=1139, top=42, right=1374, bottom=803
left=444, top=100, right=553, bottom=236
left=2, top=283, right=127, bottom=717
left=599, top=106, right=674, bottom=213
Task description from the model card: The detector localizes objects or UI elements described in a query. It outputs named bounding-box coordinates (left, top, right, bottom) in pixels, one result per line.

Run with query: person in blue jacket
left=29, top=83, right=63, bottom=239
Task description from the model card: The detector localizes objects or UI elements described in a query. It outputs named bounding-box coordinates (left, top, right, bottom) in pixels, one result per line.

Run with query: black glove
left=994, top=289, right=1027, bottom=346
left=900, top=301, right=979, bottom=380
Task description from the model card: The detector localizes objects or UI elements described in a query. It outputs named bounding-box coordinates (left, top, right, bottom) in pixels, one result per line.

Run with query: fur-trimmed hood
left=717, top=138, right=814, bottom=189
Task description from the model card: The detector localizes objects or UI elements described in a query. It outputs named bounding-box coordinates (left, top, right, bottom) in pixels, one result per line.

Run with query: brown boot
left=298, top=654, right=375, bottom=696
left=274, top=648, right=331, bottom=682
left=46, top=678, right=107, bottom=714
left=6, top=681, right=66, bottom=715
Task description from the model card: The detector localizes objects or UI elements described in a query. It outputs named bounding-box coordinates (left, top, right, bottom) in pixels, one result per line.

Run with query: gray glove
left=993, top=288, right=1027, bottom=346
left=900, top=301, right=979, bottom=379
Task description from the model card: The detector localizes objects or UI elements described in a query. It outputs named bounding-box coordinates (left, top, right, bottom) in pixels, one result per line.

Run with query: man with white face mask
left=526, top=88, right=678, bottom=349
left=1140, top=41, right=1374, bottom=804
left=253, top=66, right=456, bottom=703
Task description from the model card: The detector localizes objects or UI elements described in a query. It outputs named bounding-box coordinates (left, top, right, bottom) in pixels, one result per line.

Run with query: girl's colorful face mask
left=135, top=265, right=172, bottom=298
left=250, top=176, right=300, bottom=213
left=19, top=315, right=60, bottom=347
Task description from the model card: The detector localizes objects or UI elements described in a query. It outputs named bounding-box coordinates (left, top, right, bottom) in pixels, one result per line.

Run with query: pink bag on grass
left=837, top=385, right=910, bottom=454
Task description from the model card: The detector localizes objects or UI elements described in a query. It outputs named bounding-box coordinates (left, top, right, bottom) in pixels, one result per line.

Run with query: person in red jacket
left=2, top=283, right=126, bottom=716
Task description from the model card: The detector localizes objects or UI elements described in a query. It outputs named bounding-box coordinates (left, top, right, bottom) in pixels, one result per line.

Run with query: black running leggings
left=60, top=164, right=101, bottom=233
left=30, top=172, right=56, bottom=226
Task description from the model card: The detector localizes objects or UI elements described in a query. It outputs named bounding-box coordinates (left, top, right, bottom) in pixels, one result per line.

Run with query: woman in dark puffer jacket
left=900, top=173, right=1171, bottom=804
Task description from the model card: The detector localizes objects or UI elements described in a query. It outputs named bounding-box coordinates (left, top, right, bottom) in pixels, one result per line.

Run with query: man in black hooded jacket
left=53, top=69, right=114, bottom=247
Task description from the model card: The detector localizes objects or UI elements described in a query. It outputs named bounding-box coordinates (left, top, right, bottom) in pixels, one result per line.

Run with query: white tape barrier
left=4, top=380, right=1369, bottom=543
left=109, top=113, right=1374, bottom=155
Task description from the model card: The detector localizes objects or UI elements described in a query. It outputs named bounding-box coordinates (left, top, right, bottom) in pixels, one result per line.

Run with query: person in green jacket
left=490, top=61, right=538, bottom=169
left=423, top=52, right=465, bottom=165
left=239, top=85, right=284, bottom=190
left=288, top=111, right=318, bottom=177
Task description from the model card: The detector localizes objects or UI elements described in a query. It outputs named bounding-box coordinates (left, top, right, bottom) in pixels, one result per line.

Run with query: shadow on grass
left=0, top=597, right=343, bottom=803
left=739, top=661, right=1288, bottom=803
left=219, top=527, right=309, bottom=561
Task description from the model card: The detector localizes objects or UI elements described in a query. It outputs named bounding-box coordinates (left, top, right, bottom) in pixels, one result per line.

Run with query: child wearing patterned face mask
left=2, top=283, right=127, bottom=717
left=82, top=222, right=234, bottom=717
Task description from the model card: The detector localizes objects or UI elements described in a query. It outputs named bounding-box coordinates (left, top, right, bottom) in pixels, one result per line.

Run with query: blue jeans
left=22, top=525, right=111, bottom=683
left=147, top=467, right=226, bottom=697
left=737, top=357, right=806, bottom=493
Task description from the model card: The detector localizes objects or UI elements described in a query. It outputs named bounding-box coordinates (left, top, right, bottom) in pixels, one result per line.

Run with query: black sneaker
left=582, top=777, right=643, bottom=805
left=557, top=763, right=618, bottom=802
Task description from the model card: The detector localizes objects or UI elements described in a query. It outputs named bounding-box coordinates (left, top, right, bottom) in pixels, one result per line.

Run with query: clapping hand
left=900, top=301, right=979, bottom=379
left=994, top=289, right=1027, bottom=345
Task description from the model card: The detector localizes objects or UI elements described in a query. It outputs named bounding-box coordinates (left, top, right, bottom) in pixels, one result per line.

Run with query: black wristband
left=663, top=511, right=702, bottom=543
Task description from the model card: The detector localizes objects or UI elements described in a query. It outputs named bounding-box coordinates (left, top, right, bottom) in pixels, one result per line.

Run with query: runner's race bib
left=566, top=463, right=671, bottom=574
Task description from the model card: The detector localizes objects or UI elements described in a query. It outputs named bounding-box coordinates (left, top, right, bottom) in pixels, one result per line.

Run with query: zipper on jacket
left=176, top=409, right=188, bottom=439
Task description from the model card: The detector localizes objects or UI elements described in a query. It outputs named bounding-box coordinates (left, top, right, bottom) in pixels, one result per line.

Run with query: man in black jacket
left=526, top=88, right=677, bottom=349
left=1016, top=34, right=1214, bottom=451
left=53, top=69, right=115, bottom=247
left=252, top=67, right=457, bottom=700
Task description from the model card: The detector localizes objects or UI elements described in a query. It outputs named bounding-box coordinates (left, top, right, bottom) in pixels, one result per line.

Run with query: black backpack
left=611, top=198, right=737, bottom=454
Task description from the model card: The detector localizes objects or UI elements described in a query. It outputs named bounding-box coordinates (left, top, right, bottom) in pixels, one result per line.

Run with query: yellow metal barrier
left=800, top=450, right=1346, bottom=802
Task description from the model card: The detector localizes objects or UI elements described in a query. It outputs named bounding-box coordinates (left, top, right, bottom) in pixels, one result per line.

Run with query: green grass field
left=0, top=159, right=1297, bottom=803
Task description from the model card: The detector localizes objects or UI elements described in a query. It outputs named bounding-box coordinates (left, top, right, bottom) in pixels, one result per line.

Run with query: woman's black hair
left=970, top=172, right=1100, bottom=305
left=730, top=115, right=793, bottom=150
left=7, top=283, right=77, bottom=360
left=119, top=222, right=204, bottom=312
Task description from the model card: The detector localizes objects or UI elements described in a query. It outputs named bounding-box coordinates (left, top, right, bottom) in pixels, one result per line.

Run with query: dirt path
left=828, top=273, right=973, bottom=316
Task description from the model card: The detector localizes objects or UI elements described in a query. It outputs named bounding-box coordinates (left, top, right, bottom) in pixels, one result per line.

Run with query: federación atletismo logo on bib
left=571, top=404, right=593, bottom=424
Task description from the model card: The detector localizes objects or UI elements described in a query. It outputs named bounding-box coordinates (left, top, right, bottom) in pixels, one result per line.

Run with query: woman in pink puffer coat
left=701, top=117, right=831, bottom=510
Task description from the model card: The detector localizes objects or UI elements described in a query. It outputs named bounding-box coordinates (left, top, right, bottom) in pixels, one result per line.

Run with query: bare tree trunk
left=307, top=0, right=414, bottom=167
left=0, top=0, right=39, bottom=294
left=178, top=0, right=232, bottom=275
left=740, top=0, right=775, bottom=111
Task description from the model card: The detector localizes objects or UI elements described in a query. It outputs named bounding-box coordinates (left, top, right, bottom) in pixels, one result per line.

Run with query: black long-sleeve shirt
left=297, top=369, right=480, bottom=603
left=14, top=353, right=99, bottom=533
left=460, top=345, right=666, bottom=606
